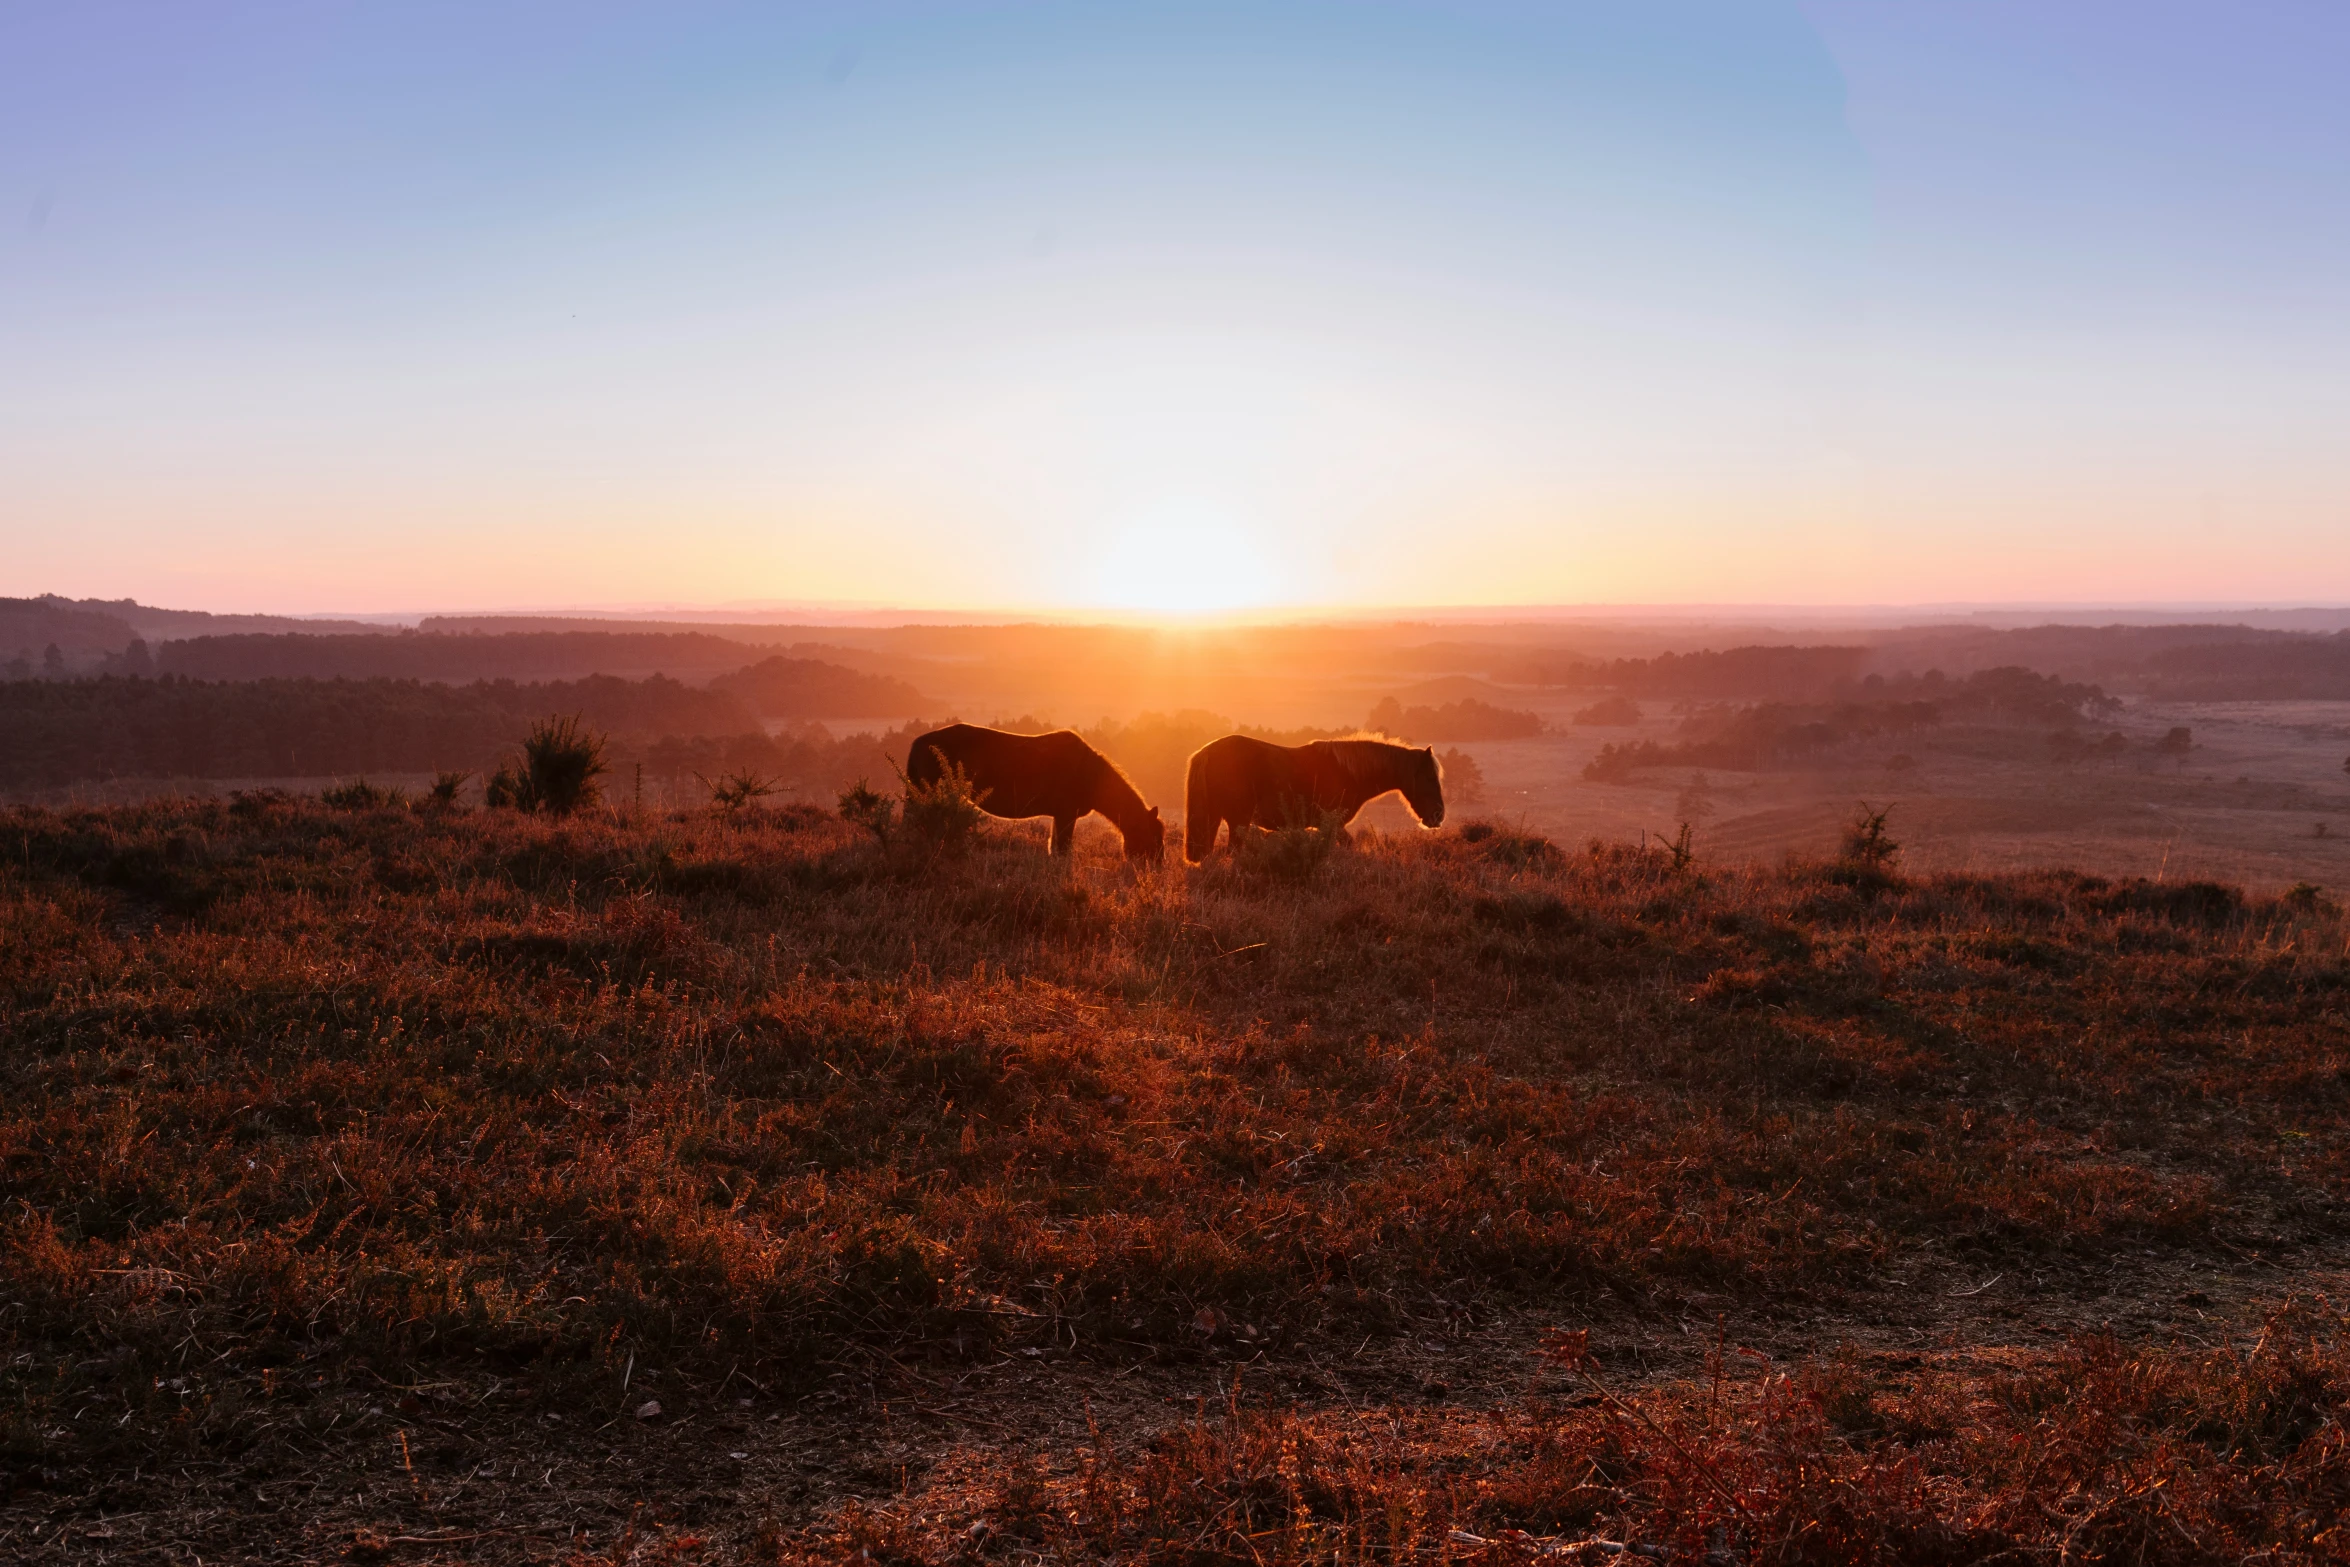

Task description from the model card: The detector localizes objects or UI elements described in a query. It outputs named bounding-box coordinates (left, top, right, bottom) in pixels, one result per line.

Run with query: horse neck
left=1087, top=762, right=1152, bottom=836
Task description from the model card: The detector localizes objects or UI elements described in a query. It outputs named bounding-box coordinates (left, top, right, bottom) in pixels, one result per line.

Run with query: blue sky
left=4, top=2, right=2346, bottom=613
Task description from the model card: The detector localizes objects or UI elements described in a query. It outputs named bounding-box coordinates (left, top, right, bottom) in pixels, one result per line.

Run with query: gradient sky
left=5, top=1, right=2347, bottom=614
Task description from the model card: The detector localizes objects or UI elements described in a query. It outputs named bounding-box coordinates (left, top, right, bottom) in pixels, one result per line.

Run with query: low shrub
left=519, top=713, right=607, bottom=815
left=899, top=756, right=990, bottom=857
left=318, top=777, right=402, bottom=810
left=1839, top=802, right=1899, bottom=869
left=484, top=760, right=536, bottom=812
left=837, top=777, right=896, bottom=839
left=699, top=766, right=779, bottom=815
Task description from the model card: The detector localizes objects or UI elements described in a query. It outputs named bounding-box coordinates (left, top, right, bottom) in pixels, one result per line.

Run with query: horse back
left=908, top=724, right=1106, bottom=820
left=1188, top=734, right=1311, bottom=813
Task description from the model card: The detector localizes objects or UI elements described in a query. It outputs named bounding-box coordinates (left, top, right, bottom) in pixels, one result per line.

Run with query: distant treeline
left=1496, top=644, right=1870, bottom=699
left=0, top=597, right=399, bottom=672
left=0, top=675, right=762, bottom=789
left=1582, top=667, right=2116, bottom=780
left=151, top=631, right=788, bottom=686
left=0, top=599, right=146, bottom=666
left=1492, top=630, right=2350, bottom=702
left=1854, top=624, right=2350, bottom=693
left=134, top=634, right=928, bottom=714
left=708, top=655, right=928, bottom=717
left=2137, top=635, right=2350, bottom=700
left=21, top=603, right=2350, bottom=712
left=1365, top=696, right=1544, bottom=742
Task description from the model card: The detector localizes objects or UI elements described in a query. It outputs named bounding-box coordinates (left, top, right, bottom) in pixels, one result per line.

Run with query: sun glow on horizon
left=1079, top=504, right=1286, bottom=616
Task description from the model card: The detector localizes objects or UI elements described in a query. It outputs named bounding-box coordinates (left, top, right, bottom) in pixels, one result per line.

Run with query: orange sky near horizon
left=7, top=3, right=2348, bottom=618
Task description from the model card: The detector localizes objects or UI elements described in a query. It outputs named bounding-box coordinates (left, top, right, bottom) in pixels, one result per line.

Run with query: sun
left=1081, top=504, right=1283, bottom=616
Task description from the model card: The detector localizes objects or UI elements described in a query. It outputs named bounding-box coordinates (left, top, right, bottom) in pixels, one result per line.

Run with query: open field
left=3, top=794, right=2348, bottom=1562
left=13, top=611, right=2350, bottom=907
left=1439, top=696, right=2350, bottom=897
left=15, top=692, right=2350, bottom=901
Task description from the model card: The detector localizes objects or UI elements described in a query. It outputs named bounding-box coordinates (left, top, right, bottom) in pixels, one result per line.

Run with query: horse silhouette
left=1183, top=735, right=1444, bottom=862
left=906, top=723, right=1165, bottom=861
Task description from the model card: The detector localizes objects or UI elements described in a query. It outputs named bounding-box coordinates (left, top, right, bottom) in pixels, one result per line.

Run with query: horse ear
left=1151, top=806, right=1162, bottom=820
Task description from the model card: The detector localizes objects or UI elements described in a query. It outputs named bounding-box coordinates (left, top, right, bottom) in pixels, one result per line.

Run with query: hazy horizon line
left=34, top=590, right=2350, bottom=633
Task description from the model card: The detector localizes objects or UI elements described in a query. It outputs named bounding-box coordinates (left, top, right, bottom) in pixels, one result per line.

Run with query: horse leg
left=1051, top=815, right=1076, bottom=856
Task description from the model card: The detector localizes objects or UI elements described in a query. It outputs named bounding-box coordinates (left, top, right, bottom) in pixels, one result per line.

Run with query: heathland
left=2, top=787, right=2346, bottom=1562
left=11, top=605, right=2350, bottom=901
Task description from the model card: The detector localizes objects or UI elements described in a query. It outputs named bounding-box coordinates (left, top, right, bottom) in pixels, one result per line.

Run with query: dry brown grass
left=1, top=795, right=2345, bottom=1559
left=804, top=1302, right=2350, bottom=1564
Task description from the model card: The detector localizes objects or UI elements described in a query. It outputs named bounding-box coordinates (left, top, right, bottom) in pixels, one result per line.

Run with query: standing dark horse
left=1183, top=736, right=1444, bottom=862
left=906, top=723, right=1166, bottom=861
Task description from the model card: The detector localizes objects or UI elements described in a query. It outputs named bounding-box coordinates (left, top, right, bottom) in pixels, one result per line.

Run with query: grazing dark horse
left=906, top=723, right=1165, bottom=861
left=1183, top=735, right=1444, bottom=862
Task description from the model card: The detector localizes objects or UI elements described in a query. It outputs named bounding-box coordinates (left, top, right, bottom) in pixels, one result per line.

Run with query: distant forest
left=709, top=654, right=927, bottom=717
left=1581, top=667, right=2122, bottom=780
left=0, top=615, right=936, bottom=709
left=146, top=633, right=927, bottom=711
left=11, top=600, right=2350, bottom=797
left=1491, top=630, right=2350, bottom=702
left=1495, top=644, right=1870, bottom=698
left=1365, top=695, right=1545, bottom=742
left=0, top=675, right=763, bottom=789
left=14, top=597, right=2350, bottom=703
left=156, top=631, right=786, bottom=685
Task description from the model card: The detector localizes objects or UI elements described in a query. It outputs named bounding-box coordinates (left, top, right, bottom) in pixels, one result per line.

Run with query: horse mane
left=1316, top=737, right=1420, bottom=785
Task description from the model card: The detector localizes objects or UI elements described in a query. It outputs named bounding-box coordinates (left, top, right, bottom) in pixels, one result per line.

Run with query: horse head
left=1128, top=805, right=1167, bottom=863
left=1406, top=746, right=1446, bottom=828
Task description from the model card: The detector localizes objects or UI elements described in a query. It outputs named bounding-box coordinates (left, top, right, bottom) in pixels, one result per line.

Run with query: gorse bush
left=318, top=777, right=402, bottom=811
left=836, top=777, right=896, bottom=839
left=427, top=769, right=470, bottom=808
left=483, top=760, right=536, bottom=812
left=699, top=766, right=779, bottom=816
left=1840, top=802, right=1898, bottom=868
left=520, top=713, right=607, bottom=815
left=898, top=752, right=990, bottom=856
left=487, top=715, right=608, bottom=815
